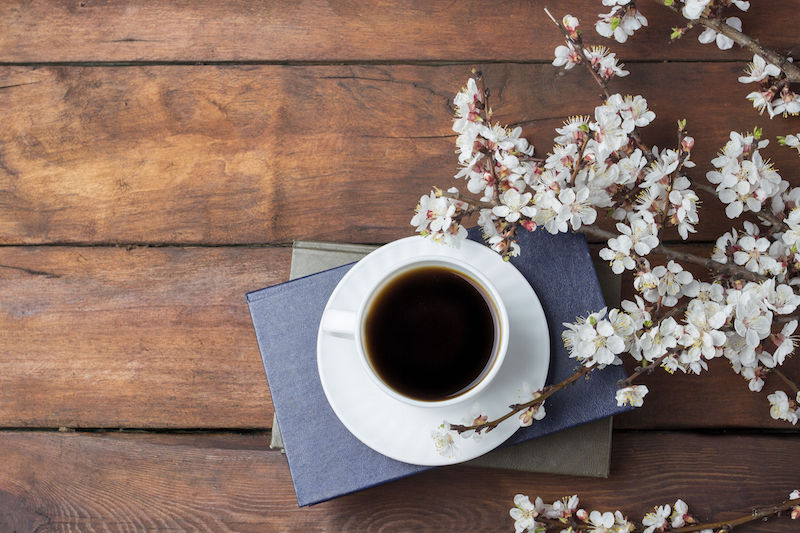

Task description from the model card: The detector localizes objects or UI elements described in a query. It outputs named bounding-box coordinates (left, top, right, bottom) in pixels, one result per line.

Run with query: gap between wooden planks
left=0, top=63, right=796, bottom=245
left=1, top=243, right=797, bottom=430
left=0, top=430, right=796, bottom=532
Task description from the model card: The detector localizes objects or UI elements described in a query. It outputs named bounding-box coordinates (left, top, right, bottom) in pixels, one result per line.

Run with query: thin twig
left=545, top=7, right=612, bottom=101
left=577, top=225, right=770, bottom=283
left=695, top=182, right=790, bottom=233
left=672, top=498, right=798, bottom=532
left=435, top=187, right=496, bottom=209
left=774, top=369, right=800, bottom=395
left=657, top=0, right=800, bottom=83
left=449, top=365, right=594, bottom=434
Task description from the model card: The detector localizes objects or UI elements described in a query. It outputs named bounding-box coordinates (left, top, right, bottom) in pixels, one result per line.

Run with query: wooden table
left=1, top=2, right=798, bottom=531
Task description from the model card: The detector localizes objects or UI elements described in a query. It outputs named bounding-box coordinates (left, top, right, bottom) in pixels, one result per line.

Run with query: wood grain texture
left=0, top=0, right=796, bottom=63
left=0, top=62, right=796, bottom=245
left=0, top=431, right=796, bottom=532
left=2, top=244, right=797, bottom=430
left=0, top=246, right=289, bottom=428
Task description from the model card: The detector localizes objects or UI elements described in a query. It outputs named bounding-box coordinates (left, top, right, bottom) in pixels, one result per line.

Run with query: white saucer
left=317, top=236, right=550, bottom=466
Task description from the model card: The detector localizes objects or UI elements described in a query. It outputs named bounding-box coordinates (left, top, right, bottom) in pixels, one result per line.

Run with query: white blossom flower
left=734, top=292, right=773, bottom=348
left=591, top=104, right=629, bottom=152
left=553, top=43, right=582, bottom=70
left=488, top=234, right=520, bottom=257
left=693, top=281, right=725, bottom=303
left=557, top=187, right=597, bottom=230
left=607, top=94, right=655, bottom=130
left=600, top=234, right=636, bottom=274
left=493, top=189, right=536, bottom=223
left=739, top=55, right=781, bottom=84
left=456, top=406, right=488, bottom=440
left=779, top=134, right=800, bottom=157
left=562, top=15, right=580, bottom=35
left=609, top=308, right=635, bottom=338
left=642, top=505, right=671, bottom=533
left=588, top=510, right=616, bottom=533
left=682, top=0, right=710, bottom=20
left=431, top=424, right=458, bottom=457
left=712, top=229, right=736, bottom=263
left=510, top=494, right=544, bottom=533
left=519, top=401, right=546, bottom=427
left=452, top=78, right=481, bottom=134
left=648, top=260, right=694, bottom=307
left=767, top=390, right=798, bottom=425
left=411, top=191, right=468, bottom=247
left=620, top=216, right=660, bottom=255
left=549, top=494, right=580, bottom=519
left=773, top=320, right=797, bottom=365
left=596, top=7, right=647, bottom=44
left=666, top=180, right=699, bottom=240
left=643, top=148, right=680, bottom=194
left=670, top=499, right=690, bottom=528
left=555, top=115, right=590, bottom=145
left=733, top=234, right=771, bottom=272
left=616, top=385, right=648, bottom=407
left=634, top=262, right=660, bottom=296
left=584, top=46, right=629, bottom=81
left=772, top=92, right=800, bottom=118
left=747, top=90, right=776, bottom=117
left=640, top=317, right=681, bottom=362
left=767, top=284, right=800, bottom=315
left=563, top=309, right=626, bottom=367
left=411, top=192, right=452, bottom=233
left=679, top=300, right=728, bottom=370
left=697, top=17, right=741, bottom=50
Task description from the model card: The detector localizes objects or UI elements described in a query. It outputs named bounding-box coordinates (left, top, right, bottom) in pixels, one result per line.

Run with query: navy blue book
left=246, top=228, right=630, bottom=506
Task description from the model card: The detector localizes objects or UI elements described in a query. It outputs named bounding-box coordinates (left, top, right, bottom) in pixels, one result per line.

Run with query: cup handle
left=320, top=309, right=358, bottom=339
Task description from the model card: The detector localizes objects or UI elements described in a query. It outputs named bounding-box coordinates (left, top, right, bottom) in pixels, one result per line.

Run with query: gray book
left=270, top=240, right=619, bottom=478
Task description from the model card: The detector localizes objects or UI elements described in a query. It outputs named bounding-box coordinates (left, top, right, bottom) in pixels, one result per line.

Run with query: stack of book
left=247, top=228, right=630, bottom=506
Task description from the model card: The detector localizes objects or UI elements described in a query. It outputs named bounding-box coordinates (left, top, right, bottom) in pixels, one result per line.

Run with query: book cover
left=247, top=228, right=630, bottom=506
left=269, top=240, right=618, bottom=478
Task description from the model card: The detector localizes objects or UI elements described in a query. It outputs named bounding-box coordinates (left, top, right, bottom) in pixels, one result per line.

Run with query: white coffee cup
left=320, top=255, right=509, bottom=408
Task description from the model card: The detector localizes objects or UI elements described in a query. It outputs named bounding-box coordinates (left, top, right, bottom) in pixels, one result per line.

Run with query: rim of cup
left=353, top=255, right=510, bottom=409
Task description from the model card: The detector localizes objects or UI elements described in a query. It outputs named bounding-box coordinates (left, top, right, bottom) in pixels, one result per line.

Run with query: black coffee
left=363, top=265, right=497, bottom=402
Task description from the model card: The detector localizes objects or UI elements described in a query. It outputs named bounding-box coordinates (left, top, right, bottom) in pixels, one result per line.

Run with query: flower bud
left=681, top=136, right=695, bottom=152
left=792, top=505, right=800, bottom=520
left=563, top=15, right=580, bottom=38
left=576, top=509, right=588, bottom=521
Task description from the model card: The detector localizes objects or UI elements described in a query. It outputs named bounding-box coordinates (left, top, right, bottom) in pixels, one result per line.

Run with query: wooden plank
left=0, top=431, right=796, bottom=531
left=0, top=1, right=794, bottom=63
left=0, top=246, right=289, bottom=428
left=2, top=245, right=798, bottom=430
left=0, top=62, right=795, bottom=246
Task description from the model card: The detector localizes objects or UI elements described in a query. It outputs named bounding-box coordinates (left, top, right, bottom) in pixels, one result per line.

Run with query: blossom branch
left=577, top=225, right=769, bottom=283
left=415, top=7, right=800, bottom=447
left=434, top=187, right=495, bottom=209
left=545, top=7, right=612, bottom=100
left=694, top=182, right=790, bottom=234
left=510, top=492, right=800, bottom=533
left=621, top=343, right=684, bottom=388
left=448, top=365, right=594, bottom=434
left=656, top=0, right=800, bottom=83
left=672, top=497, right=798, bottom=532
